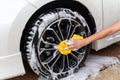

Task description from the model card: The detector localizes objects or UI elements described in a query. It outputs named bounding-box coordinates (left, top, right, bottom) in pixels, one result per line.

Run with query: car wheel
left=25, top=8, right=91, bottom=80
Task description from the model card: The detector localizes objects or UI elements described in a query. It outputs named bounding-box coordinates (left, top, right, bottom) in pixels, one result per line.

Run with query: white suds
left=61, top=55, right=120, bottom=80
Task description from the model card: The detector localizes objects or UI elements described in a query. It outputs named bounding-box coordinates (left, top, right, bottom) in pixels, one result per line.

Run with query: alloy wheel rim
left=38, top=18, right=87, bottom=75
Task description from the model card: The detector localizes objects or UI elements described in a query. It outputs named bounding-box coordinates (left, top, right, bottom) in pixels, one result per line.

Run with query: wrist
left=84, top=38, right=91, bottom=45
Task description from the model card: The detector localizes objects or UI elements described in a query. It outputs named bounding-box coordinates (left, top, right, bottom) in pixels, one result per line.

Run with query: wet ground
left=88, top=64, right=120, bottom=80
left=8, top=43, right=120, bottom=80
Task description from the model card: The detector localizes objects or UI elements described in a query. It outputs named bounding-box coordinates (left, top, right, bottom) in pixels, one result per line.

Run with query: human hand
left=65, top=38, right=90, bottom=50
left=64, top=38, right=88, bottom=50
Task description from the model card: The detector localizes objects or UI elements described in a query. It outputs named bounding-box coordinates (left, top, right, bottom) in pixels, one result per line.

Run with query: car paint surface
left=0, top=0, right=120, bottom=79
left=103, top=0, right=120, bottom=48
left=0, top=0, right=36, bottom=79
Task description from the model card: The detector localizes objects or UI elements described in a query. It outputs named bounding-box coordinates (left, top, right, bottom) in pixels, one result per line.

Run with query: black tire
left=25, top=8, right=91, bottom=80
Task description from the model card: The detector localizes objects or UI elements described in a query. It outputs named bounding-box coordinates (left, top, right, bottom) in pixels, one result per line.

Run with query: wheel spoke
left=61, top=55, right=65, bottom=72
left=66, top=55, right=70, bottom=68
left=68, top=53, right=78, bottom=68
left=58, top=19, right=64, bottom=40
left=38, top=49, right=45, bottom=56
left=70, top=53, right=78, bottom=60
left=44, top=50, right=59, bottom=64
left=41, top=38, right=57, bottom=46
left=43, top=48, right=55, bottom=51
left=38, top=48, right=57, bottom=63
left=72, top=49, right=86, bottom=62
left=47, top=28, right=61, bottom=41
left=69, top=25, right=80, bottom=38
left=66, top=19, right=72, bottom=39
left=51, top=54, right=61, bottom=70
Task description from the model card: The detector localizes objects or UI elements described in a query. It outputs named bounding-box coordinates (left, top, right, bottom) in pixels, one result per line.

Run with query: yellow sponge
left=72, top=34, right=83, bottom=40
left=58, top=34, right=83, bottom=55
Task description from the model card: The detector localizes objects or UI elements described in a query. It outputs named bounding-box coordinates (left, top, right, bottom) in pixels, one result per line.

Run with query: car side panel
left=0, top=0, right=62, bottom=79
left=103, top=0, right=120, bottom=46
left=79, top=0, right=120, bottom=50
left=0, top=52, right=25, bottom=80
left=0, top=0, right=35, bottom=56
left=75, top=0, right=104, bottom=50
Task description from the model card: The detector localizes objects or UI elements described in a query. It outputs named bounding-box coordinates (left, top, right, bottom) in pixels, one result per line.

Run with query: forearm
left=85, top=21, right=120, bottom=44
left=66, top=21, right=120, bottom=49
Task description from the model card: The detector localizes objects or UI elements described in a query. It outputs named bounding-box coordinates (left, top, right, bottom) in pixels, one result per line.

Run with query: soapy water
left=60, top=55, right=120, bottom=80
left=38, top=54, right=120, bottom=80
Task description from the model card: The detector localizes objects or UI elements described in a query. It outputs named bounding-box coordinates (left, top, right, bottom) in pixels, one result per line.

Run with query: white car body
left=0, top=0, right=120, bottom=79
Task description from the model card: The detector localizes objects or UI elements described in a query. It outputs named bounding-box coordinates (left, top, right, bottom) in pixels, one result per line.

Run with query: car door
left=103, top=0, right=120, bottom=46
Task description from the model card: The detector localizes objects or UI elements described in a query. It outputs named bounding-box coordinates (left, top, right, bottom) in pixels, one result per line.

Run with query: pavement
left=8, top=43, right=120, bottom=80
left=88, top=64, right=120, bottom=80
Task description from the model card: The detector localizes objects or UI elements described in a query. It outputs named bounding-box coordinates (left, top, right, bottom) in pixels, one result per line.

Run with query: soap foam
left=61, top=55, right=120, bottom=80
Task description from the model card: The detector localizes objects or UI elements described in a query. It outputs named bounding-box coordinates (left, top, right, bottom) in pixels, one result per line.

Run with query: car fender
left=26, top=0, right=104, bottom=50
left=0, top=0, right=37, bottom=79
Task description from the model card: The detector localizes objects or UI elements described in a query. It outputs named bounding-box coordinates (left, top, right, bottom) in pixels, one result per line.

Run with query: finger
left=74, top=46, right=82, bottom=51
left=73, top=48, right=79, bottom=51
left=64, top=39, right=74, bottom=45
left=64, top=45, right=74, bottom=50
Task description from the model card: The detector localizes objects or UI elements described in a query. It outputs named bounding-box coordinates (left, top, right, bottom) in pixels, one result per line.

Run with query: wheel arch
left=20, top=0, right=96, bottom=58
